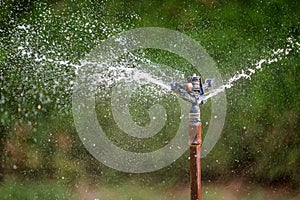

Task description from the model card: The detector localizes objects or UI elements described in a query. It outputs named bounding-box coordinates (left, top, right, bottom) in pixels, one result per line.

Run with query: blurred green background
left=0, top=0, right=299, bottom=199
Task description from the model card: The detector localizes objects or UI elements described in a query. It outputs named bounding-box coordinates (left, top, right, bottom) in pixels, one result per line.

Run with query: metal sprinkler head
left=170, top=74, right=214, bottom=105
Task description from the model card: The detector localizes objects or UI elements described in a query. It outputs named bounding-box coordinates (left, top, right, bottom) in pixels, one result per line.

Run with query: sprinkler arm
left=170, top=82, right=204, bottom=105
left=170, top=78, right=214, bottom=105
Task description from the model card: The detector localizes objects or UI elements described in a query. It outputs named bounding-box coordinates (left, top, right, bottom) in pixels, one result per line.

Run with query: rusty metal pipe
left=190, top=145, right=201, bottom=200
left=189, top=104, right=202, bottom=200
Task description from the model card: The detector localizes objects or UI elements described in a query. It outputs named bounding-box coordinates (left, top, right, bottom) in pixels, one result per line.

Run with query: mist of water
left=10, top=34, right=300, bottom=105
left=1, top=7, right=299, bottom=122
left=204, top=37, right=299, bottom=100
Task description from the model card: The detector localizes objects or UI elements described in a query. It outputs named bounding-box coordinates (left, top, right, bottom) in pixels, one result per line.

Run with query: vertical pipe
left=189, top=104, right=202, bottom=200
left=190, top=145, right=201, bottom=200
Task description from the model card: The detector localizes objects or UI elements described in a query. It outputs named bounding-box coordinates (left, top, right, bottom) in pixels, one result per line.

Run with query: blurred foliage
left=0, top=178, right=74, bottom=200
left=0, top=0, right=299, bottom=193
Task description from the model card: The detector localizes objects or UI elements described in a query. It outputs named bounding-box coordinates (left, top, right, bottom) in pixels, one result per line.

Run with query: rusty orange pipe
left=189, top=106, right=202, bottom=200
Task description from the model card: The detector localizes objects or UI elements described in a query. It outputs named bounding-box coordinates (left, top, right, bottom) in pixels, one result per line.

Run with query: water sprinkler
left=171, top=74, right=213, bottom=200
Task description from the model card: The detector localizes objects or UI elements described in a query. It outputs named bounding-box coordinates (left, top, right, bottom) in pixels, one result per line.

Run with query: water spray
left=171, top=74, right=213, bottom=200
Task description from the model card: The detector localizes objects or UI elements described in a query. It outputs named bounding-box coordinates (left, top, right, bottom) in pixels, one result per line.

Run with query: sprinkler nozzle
left=170, top=74, right=213, bottom=105
left=204, top=78, right=215, bottom=88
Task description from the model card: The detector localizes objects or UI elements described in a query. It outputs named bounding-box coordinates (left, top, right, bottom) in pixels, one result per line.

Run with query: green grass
left=0, top=178, right=299, bottom=200
left=95, top=183, right=300, bottom=200
left=0, top=179, right=74, bottom=200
